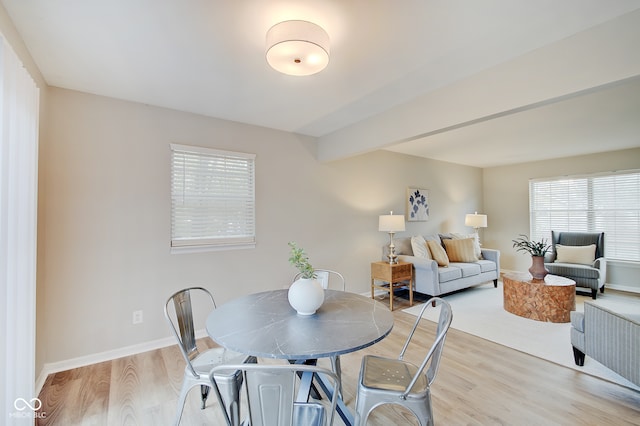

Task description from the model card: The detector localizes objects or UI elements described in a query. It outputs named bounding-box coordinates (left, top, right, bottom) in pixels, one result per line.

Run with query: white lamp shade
left=266, top=20, right=330, bottom=76
left=465, top=212, right=488, bottom=228
left=379, top=214, right=405, bottom=232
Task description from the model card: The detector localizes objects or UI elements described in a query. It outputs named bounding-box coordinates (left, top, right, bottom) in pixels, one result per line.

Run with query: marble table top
left=206, top=289, right=394, bottom=359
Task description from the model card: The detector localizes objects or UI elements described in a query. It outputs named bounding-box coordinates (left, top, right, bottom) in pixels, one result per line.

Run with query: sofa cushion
left=476, top=259, right=497, bottom=273
left=452, top=262, right=481, bottom=277
left=438, top=266, right=462, bottom=283
left=546, top=263, right=601, bottom=279
left=410, top=235, right=432, bottom=259
left=555, top=244, right=596, bottom=265
left=427, top=240, right=449, bottom=267
left=443, top=238, right=477, bottom=263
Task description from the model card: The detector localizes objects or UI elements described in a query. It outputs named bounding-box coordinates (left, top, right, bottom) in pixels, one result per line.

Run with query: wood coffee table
left=503, top=272, right=576, bottom=323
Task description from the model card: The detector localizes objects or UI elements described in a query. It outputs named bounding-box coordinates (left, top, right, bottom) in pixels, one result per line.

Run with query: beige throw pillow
left=410, top=235, right=432, bottom=259
left=450, top=232, right=482, bottom=259
left=443, top=238, right=478, bottom=263
left=555, top=244, right=596, bottom=265
left=427, top=240, right=449, bottom=267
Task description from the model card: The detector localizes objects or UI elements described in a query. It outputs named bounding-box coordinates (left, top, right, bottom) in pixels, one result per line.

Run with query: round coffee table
left=503, top=272, right=576, bottom=323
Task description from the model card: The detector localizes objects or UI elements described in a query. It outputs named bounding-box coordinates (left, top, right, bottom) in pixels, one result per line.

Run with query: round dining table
left=206, top=289, right=394, bottom=426
left=206, top=289, right=394, bottom=359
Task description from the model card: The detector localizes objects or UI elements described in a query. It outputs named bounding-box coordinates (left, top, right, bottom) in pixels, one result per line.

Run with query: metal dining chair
left=164, top=287, right=256, bottom=426
left=354, top=297, right=453, bottom=426
left=292, top=269, right=346, bottom=395
left=211, top=363, right=340, bottom=426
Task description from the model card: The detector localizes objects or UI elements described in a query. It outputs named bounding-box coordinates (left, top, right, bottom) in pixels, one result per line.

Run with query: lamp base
left=387, top=232, right=398, bottom=264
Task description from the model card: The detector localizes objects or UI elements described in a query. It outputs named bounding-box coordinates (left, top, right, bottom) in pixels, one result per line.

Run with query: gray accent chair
left=570, top=301, right=640, bottom=387
left=544, top=231, right=606, bottom=299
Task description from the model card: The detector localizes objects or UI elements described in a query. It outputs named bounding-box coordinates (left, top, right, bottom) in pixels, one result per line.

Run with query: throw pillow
left=410, top=235, right=432, bottom=259
left=450, top=232, right=482, bottom=260
left=443, top=238, right=478, bottom=263
left=555, top=244, right=596, bottom=265
left=427, top=240, right=449, bottom=267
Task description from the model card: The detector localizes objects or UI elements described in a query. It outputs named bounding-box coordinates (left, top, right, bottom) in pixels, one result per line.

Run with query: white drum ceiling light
left=266, top=20, right=330, bottom=76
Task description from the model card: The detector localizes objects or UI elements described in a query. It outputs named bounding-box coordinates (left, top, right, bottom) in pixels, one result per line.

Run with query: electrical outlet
left=132, top=310, right=143, bottom=324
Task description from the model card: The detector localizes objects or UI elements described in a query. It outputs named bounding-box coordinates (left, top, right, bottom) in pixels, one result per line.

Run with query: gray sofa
left=570, top=300, right=639, bottom=387
left=544, top=231, right=606, bottom=299
left=383, top=234, right=500, bottom=297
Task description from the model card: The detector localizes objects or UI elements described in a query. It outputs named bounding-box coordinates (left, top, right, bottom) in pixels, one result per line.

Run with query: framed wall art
left=407, top=188, right=429, bottom=221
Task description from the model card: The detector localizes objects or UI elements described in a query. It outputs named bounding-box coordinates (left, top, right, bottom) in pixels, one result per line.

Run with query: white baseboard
left=35, top=329, right=209, bottom=395
left=607, top=284, right=640, bottom=294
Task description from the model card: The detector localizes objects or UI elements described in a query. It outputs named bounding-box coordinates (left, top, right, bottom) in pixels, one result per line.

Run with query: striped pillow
left=427, top=240, right=449, bottom=267
left=443, top=238, right=477, bottom=263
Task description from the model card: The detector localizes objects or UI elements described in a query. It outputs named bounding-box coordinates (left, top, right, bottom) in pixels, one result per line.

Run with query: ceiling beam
left=317, top=10, right=640, bottom=162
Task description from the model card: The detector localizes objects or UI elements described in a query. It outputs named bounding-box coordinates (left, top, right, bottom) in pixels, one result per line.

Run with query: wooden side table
left=371, top=261, right=413, bottom=311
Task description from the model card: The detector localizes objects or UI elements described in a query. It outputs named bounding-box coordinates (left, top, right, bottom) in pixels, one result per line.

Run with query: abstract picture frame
left=407, top=188, right=429, bottom=221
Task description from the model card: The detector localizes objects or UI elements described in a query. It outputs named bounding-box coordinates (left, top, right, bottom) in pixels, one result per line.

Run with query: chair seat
left=361, top=355, right=427, bottom=394
left=545, top=263, right=601, bottom=279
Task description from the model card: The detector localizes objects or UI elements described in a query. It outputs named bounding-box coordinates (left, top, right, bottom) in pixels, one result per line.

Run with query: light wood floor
left=37, top=292, right=640, bottom=425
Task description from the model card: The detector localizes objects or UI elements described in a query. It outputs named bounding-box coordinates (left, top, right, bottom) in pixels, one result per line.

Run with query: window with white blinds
left=170, top=144, right=256, bottom=250
left=529, top=169, right=640, bottom=262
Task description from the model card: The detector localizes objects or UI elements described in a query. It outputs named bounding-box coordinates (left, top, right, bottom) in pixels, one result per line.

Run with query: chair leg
left=493, top=279, right=498, bottom=288
left=200, top=384, right=209, bottom=409
left=330, top=356, right=342, bottom=398
left=573, top=347, right=585, bottom=366
left=600, top=285, right=605, bottom=293
left=174, top=378, right=192, bottom=426
left=591, top=289, right=597, bottom=299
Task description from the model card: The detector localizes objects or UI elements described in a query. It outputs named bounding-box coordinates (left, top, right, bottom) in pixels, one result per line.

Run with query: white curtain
left=0, top=33, right=40, bottom=424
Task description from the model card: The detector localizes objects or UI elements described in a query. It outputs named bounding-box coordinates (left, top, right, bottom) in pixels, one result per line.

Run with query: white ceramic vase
left=287, top=278, right=325, bottom=315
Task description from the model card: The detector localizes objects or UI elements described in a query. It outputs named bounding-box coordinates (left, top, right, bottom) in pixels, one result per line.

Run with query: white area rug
left=403, top=281, right=640, bottom=392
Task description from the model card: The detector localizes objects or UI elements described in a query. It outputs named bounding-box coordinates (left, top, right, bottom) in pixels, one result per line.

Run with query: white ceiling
left=3, top=0, right=640, bottom=167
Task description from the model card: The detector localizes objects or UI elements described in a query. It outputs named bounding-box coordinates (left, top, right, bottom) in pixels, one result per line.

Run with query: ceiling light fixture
left=266, top=20, right=330, bottom=76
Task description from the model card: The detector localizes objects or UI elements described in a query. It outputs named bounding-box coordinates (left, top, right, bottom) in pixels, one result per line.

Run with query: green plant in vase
left=511, top=234, right=551, bottom=257
left=512, top=234, right=551, bottom=280
left=287, top=242, right=323, bottom=315
left=288, top=241, right=316, bottom=279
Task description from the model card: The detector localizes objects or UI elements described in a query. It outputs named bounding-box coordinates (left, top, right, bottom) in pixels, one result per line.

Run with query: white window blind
left=170, top=144, right=256, bottom=250
left=530, top=170, right=640, bottom=262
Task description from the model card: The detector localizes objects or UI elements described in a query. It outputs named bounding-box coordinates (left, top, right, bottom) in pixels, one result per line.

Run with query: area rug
left=403, top=281, right=640, bottom=392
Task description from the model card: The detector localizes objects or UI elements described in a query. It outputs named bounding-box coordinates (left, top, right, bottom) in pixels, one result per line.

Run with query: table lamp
left=379, top=211, right=405, bottom=264
left=465, top=211, right=488, bottom=243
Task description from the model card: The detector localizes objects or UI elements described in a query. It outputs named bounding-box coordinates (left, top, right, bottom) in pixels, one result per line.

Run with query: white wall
left=483, top=147, right=640, bottom=292
left=37, top=88, right=483, bottom=372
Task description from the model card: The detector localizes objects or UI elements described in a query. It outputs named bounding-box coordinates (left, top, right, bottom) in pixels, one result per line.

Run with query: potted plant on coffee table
left=287, top=242, right=324, bottom=315
left=512, top=234, right=551, bottom=280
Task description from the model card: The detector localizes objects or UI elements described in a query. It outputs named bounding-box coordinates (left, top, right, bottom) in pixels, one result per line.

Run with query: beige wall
left=37, top=87, right=483, bottom=370
left=483, top=148, right=640, bottom=291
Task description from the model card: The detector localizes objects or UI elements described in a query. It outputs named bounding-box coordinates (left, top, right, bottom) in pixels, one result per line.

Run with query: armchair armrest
left=593, top=257, right=606, bottom=286
left=544, top=251, right=556, bottom=263
left=480, top=248, right=500, bottom=270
